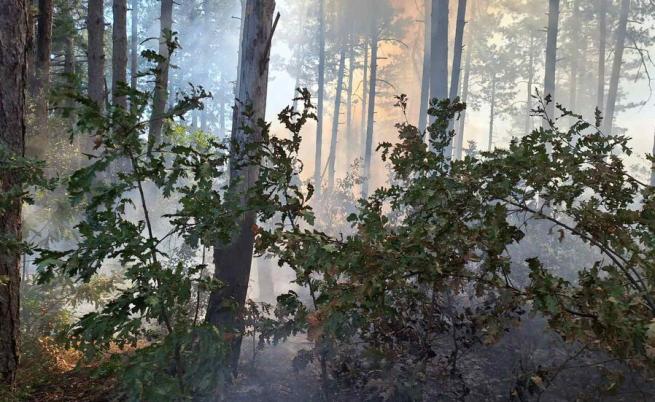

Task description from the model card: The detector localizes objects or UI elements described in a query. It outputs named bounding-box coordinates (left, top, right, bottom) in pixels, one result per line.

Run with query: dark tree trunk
left=360, top=41, right=368, bottom=161
left=447, top=0, right=466, bottom=141
left=418, top=0, right=431, bottom=132
left=0, top=0, right=28, bottom=386
left=314, top=0, right=326, bottom=195
left=596, top=0, right=608, bottom=110
left=602, top=0, right=630, bottom=136
left=148, top=0, right=173, bottom=146
left=543, top=0, right=560, bottom=126
left=87, top=0, right=105, bottom=107
left=430, top=0, right=449, bottom=154
left=112, top=0, right=128, bottom=108
left=569, top=0, right=580, bottom=111
left=130, top=0, right=138, bottom=93
left=361, top=33, right=378, bottom=199
left=205, top=0, right=276, bottom=373
left=327, top=45, right=346, bottom=194
left=35, top=0, right=53, bottom=127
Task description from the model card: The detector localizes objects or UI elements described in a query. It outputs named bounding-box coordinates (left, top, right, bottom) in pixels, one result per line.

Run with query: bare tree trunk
left=447, top=0, right=466, bottom=144
left=345, top=40, right=355, bottom=164
left=87, top=0, right=105, bottom=107
left=0, top=0, right=28, bottom=386
left=327, top=45, right=346, bottom=194
left=602, top=0, right=630, bottom=136
left=112, top=0, right=128, bottom=108
left=205, top=0, right=277, bottom=373
left=488, top=75, right=496, bottom=151
left=361, top=33, right=378, bottom=199
left=455, top=16, right=473, bottom=160
left=543, top=0, right=560, bottom=126
left=596, top=0, right=608, bottom=110
left=569, top=0, right=580, bottom=111
left=360, top=41, right=368, bottom=161
left=430, top=0, right=449, bottom=154
left=130, top=0, right=138, bottom=92
left=418, top=0, right=431, bottom=132
left=314, top=0, right=326, bottom=196
left=525, top=33, right=535, bottom=133
left=35, top=0, right=53, bottom=127
left=148, top=0, right=173, bottom=146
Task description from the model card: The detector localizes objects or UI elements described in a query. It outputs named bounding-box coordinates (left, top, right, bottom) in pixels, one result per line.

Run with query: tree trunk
left=602, top=0, right=630, bottom=136
left=314, top=0, right=326, bottom=196
left=87, top=0, right=105, bottom=107
left=327, top=45, right=346, bottom=194
left=205, top=0, right=276, bottom=373
left=568, top=0, right=580, bottom=111
left=418, top=0, right=431, bottom=132
left=455, top=18, right=473, bottom=160
left=345, top=40, right=355, bottom=165
left=543, top=0, right=559, bottom=126
left=361, top=33, right=378, bottom=199
left=35, top=0, right=53, bottom=127
left=360, top=41, right=368, bottom=161
left=488, top=75, right=496, bottom=151
left=430, top=0, right=449, bottom=154
left=148, top=0, right=173, bottom=147
left=130, top=0, right=138, bottom=92
left=447, top=0, right=466, bottom=140
left=0, top=0, right=28, bottom=386
left=596, top=0, right=608, bottom=110
left=112, top=0, right=128, bottom=108
left=525, top=33, right=535, bottom=133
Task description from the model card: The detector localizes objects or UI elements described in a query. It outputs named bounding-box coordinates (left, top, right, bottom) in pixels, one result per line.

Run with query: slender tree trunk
left=130, top=0, right=138, bottom=92
left=449, top=0, right=466, bottom=102
left=596, top=0, right=608, bottom=110
left=602, top=0, right=630, bottom=136
left=327, top=45, right=346, bottom=194
left=361, top=33, right=378, bottom=199
left=345, top=40, right=355, bottom=164
left=314, top=0, right=326, bottom=195
left=488, top=75, right=496, bottom=151
left=87, top=0, right=105, bottom=107
left=418, top=0, right=431, bottom=132
left=543, top=0, right=560, bottom=126
left=360, top=41, right=368, bottom=161
left=148, top=0, right=173, bottom=146
left=569, top=0, right=580, bottom=111
left=455, top=12, right=473, bottom=160
left=430, top=0, right=449, bottom=154
left=0, top=0, right=28, bottom=386
left=525, top=33, right=535, bottom=133
left=205, top=0, right=277, bottom=373
left=35, top=0, right=53, bottom=127
left=112, top=0, right=128, bottom=108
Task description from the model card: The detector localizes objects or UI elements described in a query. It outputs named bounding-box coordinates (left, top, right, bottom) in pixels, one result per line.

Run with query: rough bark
left=314, top=0, right=326, bottom=195
left=597, top=0, right=608, bottom=110
left=148, top=0, right=173, bottom=147
left=130, top=0, right=138, bottom=93
left=327, top=45, right=346, bottom=194
left=543, top=0, right=560, bottom=126
left=0, top=0, right=28, bottom=386
left=87, top=0, right=105, bottom=107
left=35, top=0, right=53, bottom=127
left=205, top=0, right=276, bottom=373
left=602, top=0, right=630, bottom=136
left=112, top=0, right=128, bottom=108
left=361, top=33, right=378, bottom=199
left=418, top=0, right=431, bottom=132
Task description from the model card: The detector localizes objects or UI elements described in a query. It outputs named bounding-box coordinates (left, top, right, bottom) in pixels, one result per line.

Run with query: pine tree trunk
left=360, top=41, right=368, bottom=161
left=418, top=0, right=431, bottom=132
left=327, top=45, right=346, bottom=194
left=130, top=0, right=138, bottom=92
left=602, top=0, right=630, bottom=136
left=345, top=40, right=355, bottom=164
left=35, top=0, right=53, bottom=127
left=205, top=0, right=276, bottom=373
left=0, top=0, right=28, bottom=386
left=430, top=0, right=449, bottom=154
left=314, top=0, right=326, bottom=196
left=447, top=0, right=466, bottom=141
left=87, top=0, right=105, bottom=107
left=112, top=0, right=128, bottom=108
left=455, top=20, right=473, bottom=160
left=596, top=0, right=608, bottom=110
left=543, top=0, right=559, bottom=126
left=148, top=0, right=173, bottom=146
left=361, top=33, right=378, bottom=199
left=525, top=33, right=535, bottom=133
left=488, top=75, right=496, bottom=151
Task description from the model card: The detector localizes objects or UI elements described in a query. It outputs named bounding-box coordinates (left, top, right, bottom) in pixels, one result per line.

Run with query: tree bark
left=596, top=0, right=608, bottom=110
left=130, top=0, right=138, bottom=93
left=455, top=11, right=473, bottom=160
left=543, top=0, right=559, bottom=126
left=418, top=0, right=431, bottom=132
left=602, top=0, right=630, bottom=136
left=430, top=0, right=449, bottom=154
left=205, top=0, right=276, bottom=373
left=361, top=33, right=378, bottom=199
left=112, top=0, right=128, bottom=108
left=345, top=40, right=355, bottom=164
left=360, top=41, right=368, bottom=162
left=488, top=75, right=496, bottom=151
left=0, top=0, right=28, bottom=386
left=87, top=0, right=105, bottom=107
left=327, top=45, right=346, bottom=194
left=148, top=0, right=173, bottom=147
left=447, top=0, right=466, bottom=144
left=35, top=0, right=53, bottom=127
left=314, top=0, right=326, bottom=196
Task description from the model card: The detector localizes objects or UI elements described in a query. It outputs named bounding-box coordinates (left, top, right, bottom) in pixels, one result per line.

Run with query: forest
left=1, top=0, right=655, bottom=400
